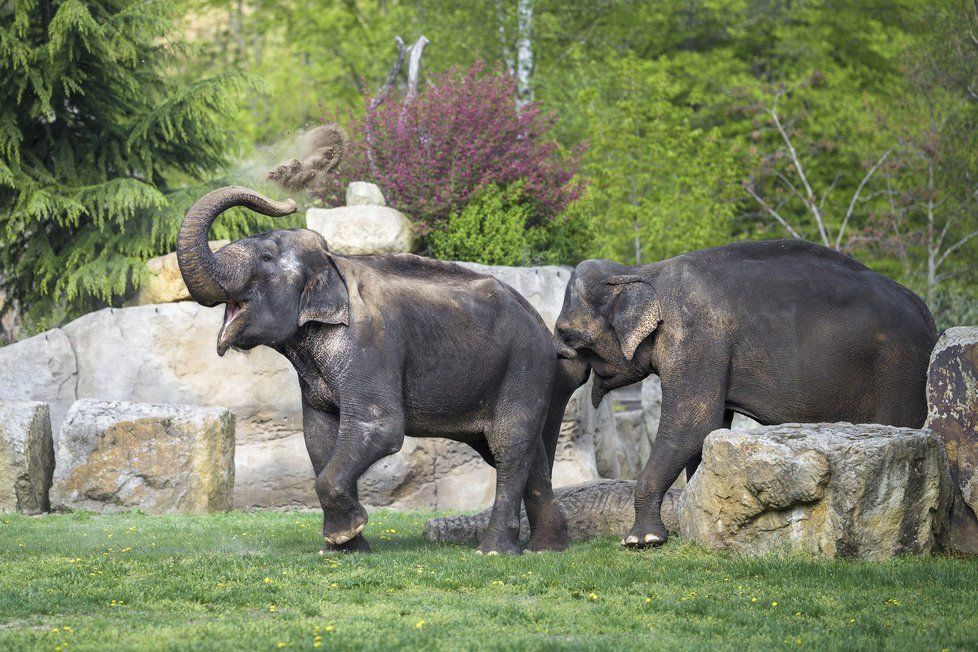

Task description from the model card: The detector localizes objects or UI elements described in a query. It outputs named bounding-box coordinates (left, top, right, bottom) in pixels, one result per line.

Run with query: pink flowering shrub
left=317, top=64, right=584, bottom=241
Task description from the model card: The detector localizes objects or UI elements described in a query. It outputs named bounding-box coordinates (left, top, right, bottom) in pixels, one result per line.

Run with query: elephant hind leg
left=478, top=361, right=555, bottom=555
left=523, top=437, right=570, bottom=552
left=469, top=436, right=569, bottom=552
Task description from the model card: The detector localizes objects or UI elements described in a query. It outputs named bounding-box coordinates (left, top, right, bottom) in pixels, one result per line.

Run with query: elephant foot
left=476, top=532, right=522, bottom=556
left=525, top=510, right=570, bottom=552
left=525, top=531, right=570, bottom=553
left=320, top=534, right=371, bottom=554
left=621, top=520, right=668, bottom=549
left=322, top=505, right=368, bottom=546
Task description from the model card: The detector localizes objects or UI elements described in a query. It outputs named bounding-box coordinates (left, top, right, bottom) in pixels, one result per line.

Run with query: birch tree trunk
left=516, top=0, right=533, bottom=107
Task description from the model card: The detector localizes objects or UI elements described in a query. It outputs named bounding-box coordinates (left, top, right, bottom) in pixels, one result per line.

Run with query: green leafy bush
left=429, top=183, right=592, bottom=266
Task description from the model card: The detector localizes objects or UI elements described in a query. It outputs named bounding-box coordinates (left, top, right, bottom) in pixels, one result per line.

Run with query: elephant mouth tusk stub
left=217, top=300, right=247, bottom=356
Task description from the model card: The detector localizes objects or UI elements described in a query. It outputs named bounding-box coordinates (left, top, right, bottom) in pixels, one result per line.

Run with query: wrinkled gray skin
left=555, top=239, right=938, bottom=548
left=178, top=186, right=587, bottom=555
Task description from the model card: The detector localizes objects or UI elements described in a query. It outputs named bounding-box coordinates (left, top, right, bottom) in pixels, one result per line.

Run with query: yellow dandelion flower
left=415, top=620, right=426, bottom=629
left=645, top=597, right=652, bottom=604
left=751, top=597, right=757, bottom=603
left=588, top=593, right=599, bottom=601
left=276, top=643, right=286, bottom=649
left=269, top=605, right=277, bottom=613
left=263, top=577, right=272, bottom=583
left=324, top=625, right=334, bottom=632
left=771, top=602, right=778, bottom=607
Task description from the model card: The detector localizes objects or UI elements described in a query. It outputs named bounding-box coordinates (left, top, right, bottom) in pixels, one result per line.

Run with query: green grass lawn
left=1, top=511, right=976, bottom=651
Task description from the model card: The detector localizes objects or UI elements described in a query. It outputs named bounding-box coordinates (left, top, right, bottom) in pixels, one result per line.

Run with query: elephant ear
left=299, top=258, right=349, bottom=327
left=606, top=275, right=661, bottom=361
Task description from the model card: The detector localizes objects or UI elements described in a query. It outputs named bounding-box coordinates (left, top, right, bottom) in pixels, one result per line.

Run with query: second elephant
left=555, top=239, right=937, bottom=548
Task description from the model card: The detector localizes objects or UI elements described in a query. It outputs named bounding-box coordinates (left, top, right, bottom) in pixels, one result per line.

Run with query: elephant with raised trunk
left=178, top=186, right=586, bottom=555
left=555, top=239, right=937, bottom=549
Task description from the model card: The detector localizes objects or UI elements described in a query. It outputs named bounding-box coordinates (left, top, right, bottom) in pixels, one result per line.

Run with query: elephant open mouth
left=217, top=300, right=248, bottom=356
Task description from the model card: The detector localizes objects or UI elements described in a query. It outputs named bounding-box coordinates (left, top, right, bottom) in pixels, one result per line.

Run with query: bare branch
left=405, top=35, right=429, bottom=103
left=935, top=212, right=956, bottom=253
left=835, top=148, right=892, bottom=249
left=768, top=101, right=830, bottom=246
left=745, top=184, right=804, bottom=240
left=819, top=173, right=841, bottom=212
left=775, top=173, right=806, bottom=206
left=936, top=228, right=978, bottom=270
left=364, top=37, right=407, bottom=179
left=370, top=36, right=407, bottom=111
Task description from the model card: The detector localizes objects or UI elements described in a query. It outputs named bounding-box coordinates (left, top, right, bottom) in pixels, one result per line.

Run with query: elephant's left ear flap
left=607, top=276, right=661, bottom=361
left=298, top=263, right=349, bottom=327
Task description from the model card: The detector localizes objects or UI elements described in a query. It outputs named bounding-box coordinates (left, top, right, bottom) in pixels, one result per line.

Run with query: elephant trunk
left=177, top=185, right=298, bottom=306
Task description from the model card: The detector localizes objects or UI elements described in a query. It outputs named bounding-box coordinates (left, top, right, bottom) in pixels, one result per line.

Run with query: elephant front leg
left=625, top=373, right=726, bottom=549
left=316, top=409, right=404, bottom=547
left=302, top=400, right=370, bottom=554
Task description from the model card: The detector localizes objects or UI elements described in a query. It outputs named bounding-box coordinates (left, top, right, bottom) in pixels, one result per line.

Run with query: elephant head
left=177, top=185, right=350, bottom=356
left=555, top=259, right=662, bottom=407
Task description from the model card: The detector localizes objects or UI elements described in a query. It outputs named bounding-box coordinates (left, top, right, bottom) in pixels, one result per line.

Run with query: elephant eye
left=261, top=253, right=274, bottom=262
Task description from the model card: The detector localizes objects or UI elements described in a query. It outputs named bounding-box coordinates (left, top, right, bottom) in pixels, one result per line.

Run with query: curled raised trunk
left=177, top=186, right=297, bottom=306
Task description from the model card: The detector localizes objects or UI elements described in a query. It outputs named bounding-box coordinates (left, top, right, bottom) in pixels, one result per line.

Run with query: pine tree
left=0, top=0, right=277, bottom=330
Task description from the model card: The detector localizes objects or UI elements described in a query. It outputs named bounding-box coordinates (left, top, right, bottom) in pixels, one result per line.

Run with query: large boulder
left=678, top=423, right=951, bottom=559
left=130, top=240, right=229, bottom=306
left=345, top=182, right=386, bottom=206
left=306, top=206, right=413, bottom=255
left=51, top=400, right=235, bottom=514
left=425, top=479, right=681, bottom=546
left=926, top=327, right=978, bottom=553
left=0, top=401, right=54, bottom=514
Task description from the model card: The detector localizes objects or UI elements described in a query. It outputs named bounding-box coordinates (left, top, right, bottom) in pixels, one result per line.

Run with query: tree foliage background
left=2, top=0, right=977, bottom=336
